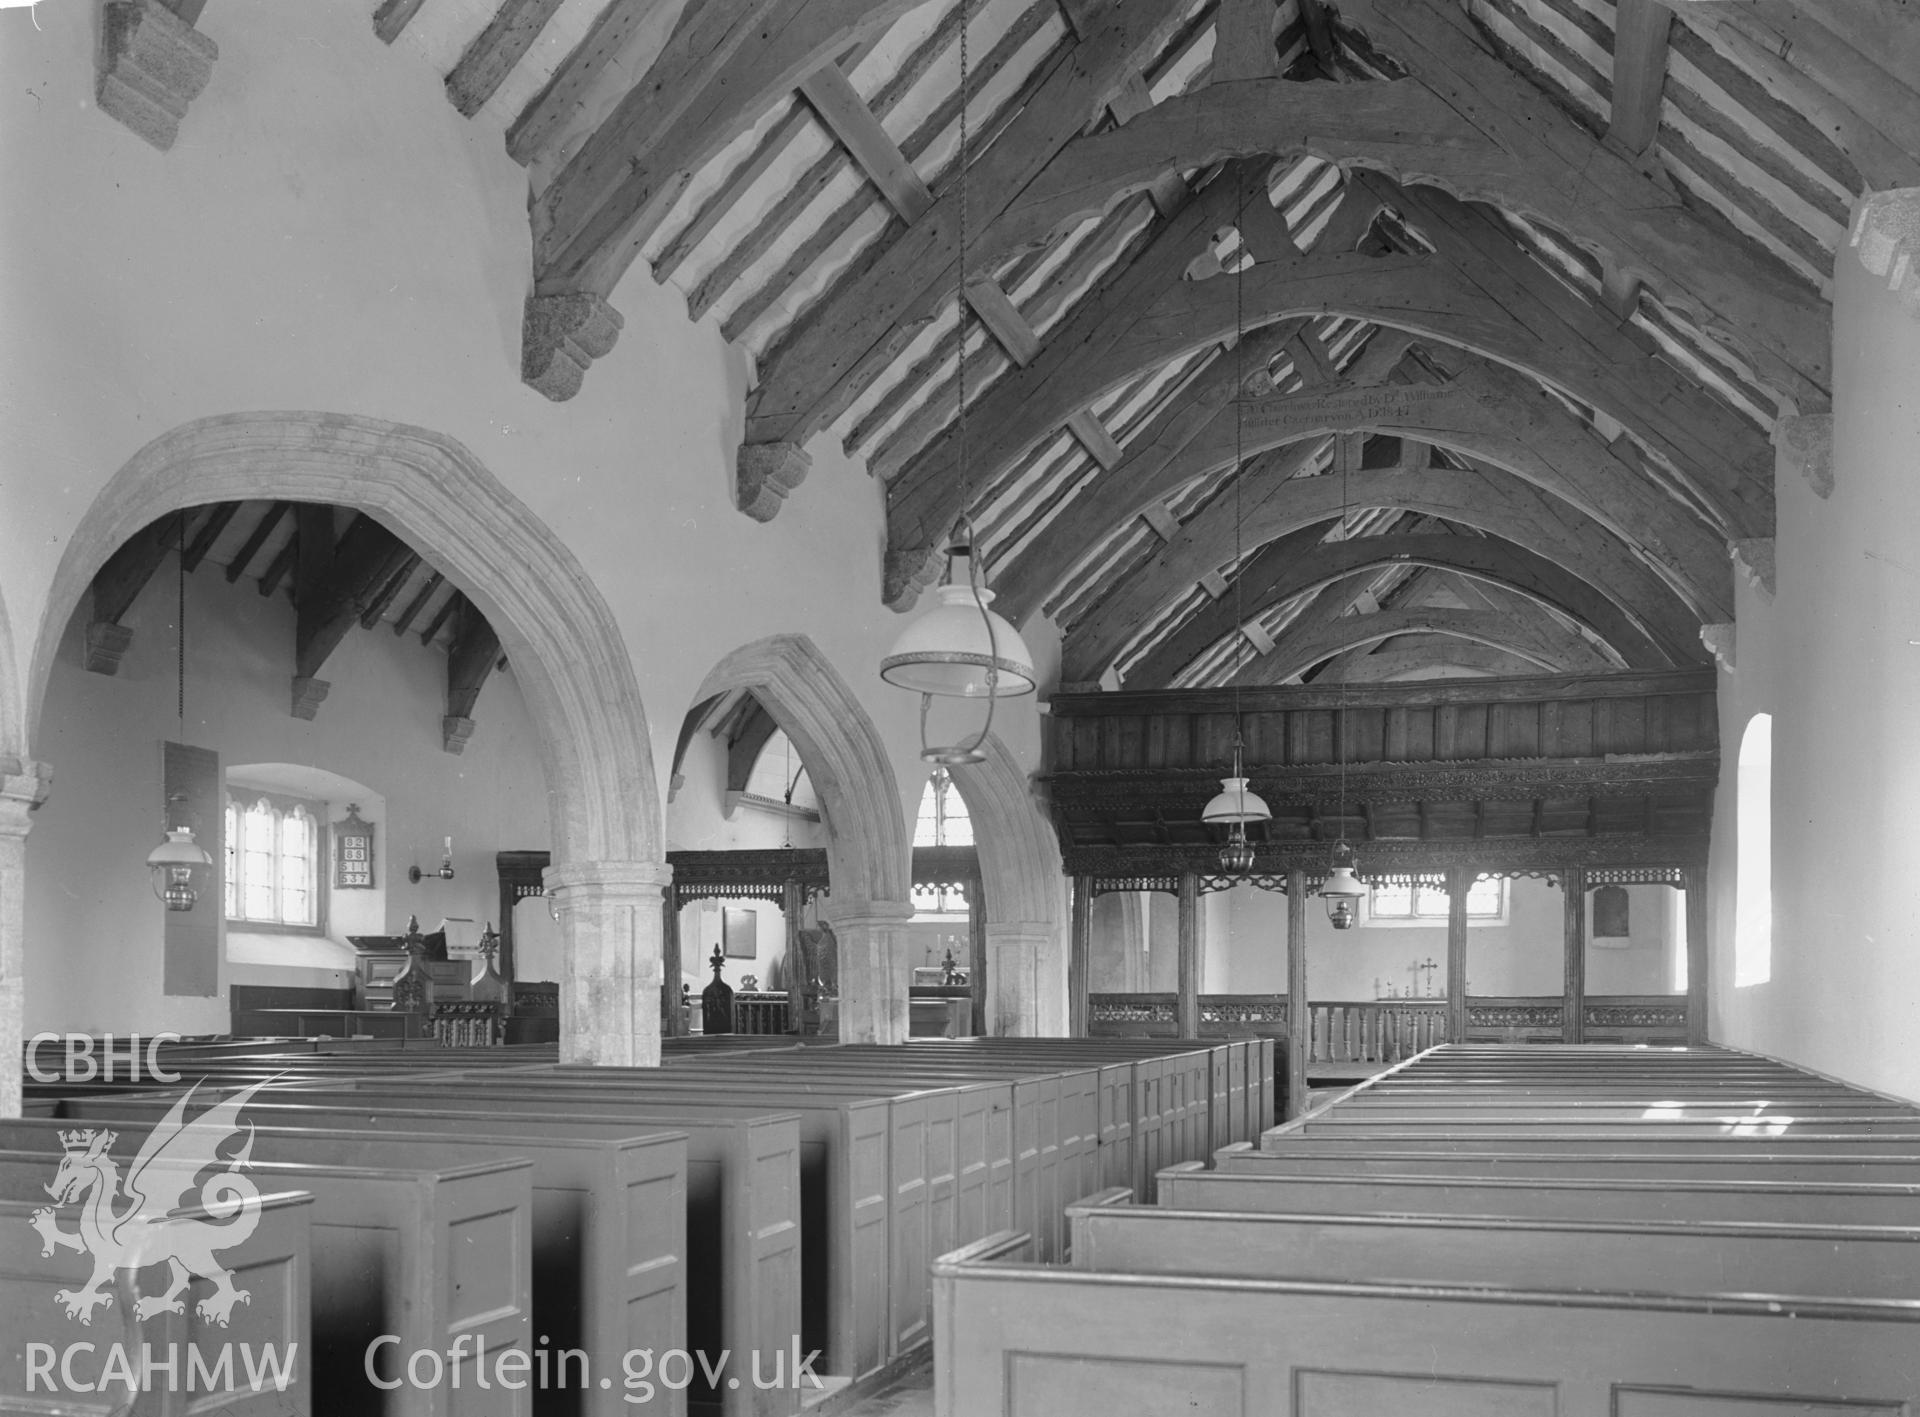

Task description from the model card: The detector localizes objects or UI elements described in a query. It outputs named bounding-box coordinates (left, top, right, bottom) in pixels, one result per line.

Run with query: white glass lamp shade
left=146, top=827, right=212, bottom=912
left=1202, top=776, right=1272, bottom=825
left=881, top=576, right=1037, bottom=699
left=1320, top=864, right=1366, bottom=900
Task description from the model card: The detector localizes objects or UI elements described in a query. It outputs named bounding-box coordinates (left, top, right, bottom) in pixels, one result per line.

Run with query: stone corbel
left=1774, top=411, right=1833, bottom=500
left=83, top=623, right=136, bottom=676
left=522, top=294, right=624, bottom=402
left=735, top=443, right=812, bottom=522
left=1699, top=622, right=1736, bottom=673
left=441, top=715, right=476, bottom=755
left=1851, top=189, right=1920, bottom=316
left=290, top=675, right=330, bottom=720
left=1729, top=538, right=1775, bottom=601
left=98, top=0, right=218, bottom=152
left=0, top=758, right=55, bottom=828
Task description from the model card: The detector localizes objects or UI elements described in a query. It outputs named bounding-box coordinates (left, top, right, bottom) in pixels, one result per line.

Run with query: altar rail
left=1089, top=995, right=1689, bottom=1068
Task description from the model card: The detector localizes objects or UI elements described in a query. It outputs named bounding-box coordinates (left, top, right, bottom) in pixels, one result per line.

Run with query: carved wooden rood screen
left=665, top=844, right=987, bottom=1036
left=1052, top=671, right=1715, bottom=1094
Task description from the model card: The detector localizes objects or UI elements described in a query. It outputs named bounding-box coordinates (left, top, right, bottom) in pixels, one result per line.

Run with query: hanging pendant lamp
left=1319, top=456, right=1364, bottom=929
left=146, top=513, right=213, bottom=911
left=878, top=17, right=1035, bottom=764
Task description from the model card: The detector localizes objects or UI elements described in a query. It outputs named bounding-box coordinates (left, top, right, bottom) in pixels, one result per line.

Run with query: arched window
left=1734, top=713, right=1773, bottom=986
left=912, top=769, right=972, bottom=914
left=226, top=793, right=322, bottom=928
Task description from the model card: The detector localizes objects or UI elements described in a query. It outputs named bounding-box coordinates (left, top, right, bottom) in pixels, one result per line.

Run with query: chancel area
left=2, top=0, right=1918, bottom=1410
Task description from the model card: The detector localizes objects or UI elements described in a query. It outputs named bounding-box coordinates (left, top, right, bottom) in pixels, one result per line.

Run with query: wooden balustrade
left=732, top=992, right=792, bottom=1036
left=1088, top=993, right=1687, bottom=1069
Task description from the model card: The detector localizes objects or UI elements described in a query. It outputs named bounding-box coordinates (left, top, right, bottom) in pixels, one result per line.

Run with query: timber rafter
left=1125, top=531, right=1683, bottom=687
left=1059, top=462, right=1712, bottom=684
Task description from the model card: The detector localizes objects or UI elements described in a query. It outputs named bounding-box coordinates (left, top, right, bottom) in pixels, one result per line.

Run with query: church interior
left=2, top=0, right=1919, bottom=1410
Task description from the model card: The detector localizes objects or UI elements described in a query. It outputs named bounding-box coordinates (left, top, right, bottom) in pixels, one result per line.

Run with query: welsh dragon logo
left=29, top=1080, right=267, bottom=1326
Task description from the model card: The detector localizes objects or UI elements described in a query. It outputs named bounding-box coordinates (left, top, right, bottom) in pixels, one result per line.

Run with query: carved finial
left=710, top=944, right=726, bottom=979
left=403, top=914, right=424, bottom=953
left=477, top=923, right=499, bottom=962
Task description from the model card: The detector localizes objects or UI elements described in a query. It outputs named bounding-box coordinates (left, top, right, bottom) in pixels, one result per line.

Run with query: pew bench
left=1157, top=1161, right=1920, bottom=1226
left=933, top=1230, right=1920, bottom=1416
left=36, top=1101, right=735, bottom=1417
left=1066, top=1191, right=1920, bottom=1300
left=0, top=1185, right=313, bottom=1415
left=0, top=1146, right=530, bottom=1416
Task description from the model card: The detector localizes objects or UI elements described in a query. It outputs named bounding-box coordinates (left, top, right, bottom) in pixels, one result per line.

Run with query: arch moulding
left=690, top=634, right=914, bottom=1042
left=29, top=412, right=668, bottom=1069
left=949, top=734, right=1068, bottom=1036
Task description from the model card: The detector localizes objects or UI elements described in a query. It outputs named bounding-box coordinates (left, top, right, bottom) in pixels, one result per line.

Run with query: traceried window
left=911, top=768, right=972, bottom=915
left=225, top=793, right=322, bottom=928
left=1367, top=876, right=1506, bottom=924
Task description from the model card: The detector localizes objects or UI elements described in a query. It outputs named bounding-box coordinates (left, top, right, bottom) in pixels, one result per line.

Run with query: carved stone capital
left=83, top=622, right=136, bottom=676
left=883, top=543, right=943, bottom=613
left=290, top=675, right=330, bottom=720
left=1850, top=189, right=1920, bottom=316
left=735, top=441, right=812, bottom=522
left=521, top=293, right=624, bottom=402
left=1774, top=411, right=1833, bottom=499
left=1699, top=622, right=1736, bottom=673
left=1729, top=538, right=1775, bottom=600
left=442, top=714, right=476, bottom=755
left=98, top=1, right=218, bottom=152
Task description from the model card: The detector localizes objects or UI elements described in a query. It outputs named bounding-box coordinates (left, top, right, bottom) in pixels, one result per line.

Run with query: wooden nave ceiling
left=381, top=0, right=1909, bottom=691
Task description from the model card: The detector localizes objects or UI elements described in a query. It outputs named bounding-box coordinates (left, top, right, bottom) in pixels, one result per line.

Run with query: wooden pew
left=1067, top=1192, right=1920, bottom=1299
left=0, top=1185, right=313, bottom=1415
left=34, top=1102, right=740, bottom=1417
left=330, top=1073, right=982, bottom=1374
left=0, top=1146, right=531, bottom=1416
left=1157, top=1161, right=1920, bottom=1225
left=935, top=1231, right=1920, bottom=1415
left=1215, top=1141, right=1920, bottom=1183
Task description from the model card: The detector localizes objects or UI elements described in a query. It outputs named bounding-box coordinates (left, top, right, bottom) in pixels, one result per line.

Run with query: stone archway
left=690, top=635, right=915, bottom=1043
left=27, top=412, right=668, bottom=1073
left=948, top=735, right=1068, bottom=1036
left=0, top=582, right=52, bottom=1117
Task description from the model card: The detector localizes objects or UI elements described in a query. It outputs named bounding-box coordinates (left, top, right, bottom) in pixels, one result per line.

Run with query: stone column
left=1285, top=869, right=1310, bottom=1121
left=1445, top=868, right=1472, bottom=1044
left=0, top=760, right=54, bottom=1118
left=783, top=879, right=805, bottom=1036
left=968, top=896, right=988, bottom=1036
left=661, top=885, right=684, bottom=1039
left=1562, top=867, right=1587, bottom=1044
left=1682, top=867, right=1709, bottom=1045
left=1176, top=871, right=1201, bottom=1038
left=986, top=921, right=1065, bottom=1037
left=826, top=899, right=915, bottom=1044
left=1069, top=876, right=1093, bottom=1037
left=546, top=858, right=674, bottom=1067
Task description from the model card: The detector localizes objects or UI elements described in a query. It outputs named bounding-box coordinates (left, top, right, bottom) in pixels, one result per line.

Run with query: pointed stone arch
left=690, top=634, right=914, bottom=1042
left=29, top=411, right=668, bottom=1070
left=947, top=735, right=1068, bottom=1036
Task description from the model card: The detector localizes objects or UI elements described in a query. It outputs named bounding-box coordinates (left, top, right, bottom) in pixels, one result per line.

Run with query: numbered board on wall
left=333, top=805, right=376, bottom=890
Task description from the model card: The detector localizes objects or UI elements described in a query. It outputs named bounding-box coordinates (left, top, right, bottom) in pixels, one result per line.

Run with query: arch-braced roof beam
left=887, top=189, right=1769, bottom=609
left=1059, top=461, right=1705, bottom=684
left=984, top=7, right=1830, bottom=409
left=1124, top=530, right=1682, bottom=687
left=1233, top=604, right=1611, bottom=685
left=528, top=0, right=925, bottom=298
left=998, top=346, right=1734, bottom=628
left=1324, top=637, right=1553, bottom=682
left=735, top=0, right=1200, bottom=454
